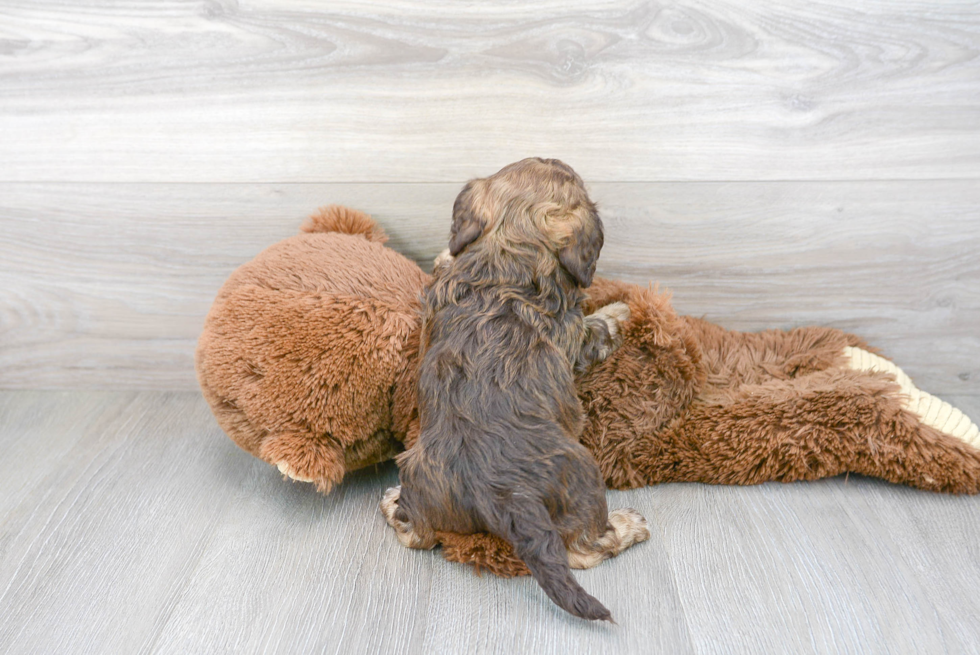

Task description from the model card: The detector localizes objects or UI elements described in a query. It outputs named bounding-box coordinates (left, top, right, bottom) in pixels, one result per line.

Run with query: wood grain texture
left=1, top=391, right=979, bottom=654
left=1, top=1, right=979, bottom=182
left=2, top=181, right=977, bottom=394
left=650, top=460, right=980, bottom=653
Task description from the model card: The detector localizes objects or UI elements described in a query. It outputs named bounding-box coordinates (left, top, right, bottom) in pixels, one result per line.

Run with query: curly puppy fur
left=389, top=158, right=647, bottom=622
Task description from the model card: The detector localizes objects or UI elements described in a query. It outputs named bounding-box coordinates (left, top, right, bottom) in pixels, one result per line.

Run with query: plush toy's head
left=196, top=207, right=429, bottom=492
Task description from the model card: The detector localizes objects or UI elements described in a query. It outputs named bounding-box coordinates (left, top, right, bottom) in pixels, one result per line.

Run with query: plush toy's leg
left=433, top=508, right=649, bottom=577
left=435, top=532, right=531, bottom=577
left=687, top=320, right=865, bottom=387
left=843, top=347, right=980, bottom=448
left=567, top=508, right=651, bottom=570
left=658, top=366, right=980, bottom=494
left=380, top=486, right=437, bottom=550
left=258, top=431, right=346, bottom=494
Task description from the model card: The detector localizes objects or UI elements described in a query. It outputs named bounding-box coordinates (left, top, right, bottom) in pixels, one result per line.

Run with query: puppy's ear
left=449, top=182, right=485, bottom=256
left=558, top=208, right=604, bottom=287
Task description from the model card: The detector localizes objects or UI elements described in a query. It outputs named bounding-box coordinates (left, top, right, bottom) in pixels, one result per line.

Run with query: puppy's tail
left=491, top=500, right=612, bottom=622
left=300, top=205, right=388, bottom=243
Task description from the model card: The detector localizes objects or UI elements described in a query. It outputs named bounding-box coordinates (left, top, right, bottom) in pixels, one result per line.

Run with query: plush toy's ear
left=558, top=206, right=604, bottom=287
left=448, top=182, right=486, bottom=256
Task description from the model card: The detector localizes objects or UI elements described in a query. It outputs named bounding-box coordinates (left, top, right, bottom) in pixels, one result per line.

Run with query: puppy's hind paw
left=380, top=486, right=435, bottom=550
left=380, top=486, right=406, bottom=528
left=608, top=507, right=650, bottom=549
left=567, top=507, right=650, bottom=570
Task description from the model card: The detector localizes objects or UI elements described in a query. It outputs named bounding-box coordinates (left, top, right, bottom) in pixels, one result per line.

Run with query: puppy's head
left=449, top=158, right=603, bottom=287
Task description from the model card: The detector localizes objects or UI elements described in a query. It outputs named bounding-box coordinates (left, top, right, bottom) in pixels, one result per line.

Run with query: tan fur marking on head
left=449, top=158, right=601, bottom=285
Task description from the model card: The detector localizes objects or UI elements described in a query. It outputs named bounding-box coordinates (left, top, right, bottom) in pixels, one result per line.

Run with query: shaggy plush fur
left=196, top=206, right=980, bottom=579
left=196, top=206, right=425, bottom=492
left=425, top=279, right=980, bottom=577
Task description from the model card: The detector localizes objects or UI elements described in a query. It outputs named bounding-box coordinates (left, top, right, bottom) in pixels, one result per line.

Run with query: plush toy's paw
left=276, top=460, right=314, bottom=483
left=568, top=507, right=650, bottom=570
left=380, top=486, right=436, bottom=550
left=844, top=347, right=980, bottom=449
left=259, top=432, right=346, bottom=493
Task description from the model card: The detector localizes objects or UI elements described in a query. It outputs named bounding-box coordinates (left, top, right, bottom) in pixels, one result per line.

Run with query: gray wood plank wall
left=1, top=1, right=978, bottom=394
left=2, top=181, right=978, bottom=393
left=2, top=1, right=979, bottom=183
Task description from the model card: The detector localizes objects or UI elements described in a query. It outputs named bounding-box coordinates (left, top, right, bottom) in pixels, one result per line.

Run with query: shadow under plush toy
left=197, top=205, right=980, bottom=577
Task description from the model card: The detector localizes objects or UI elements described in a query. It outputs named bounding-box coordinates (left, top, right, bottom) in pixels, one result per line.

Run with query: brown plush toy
left=197, top=206, right=980, bottom=577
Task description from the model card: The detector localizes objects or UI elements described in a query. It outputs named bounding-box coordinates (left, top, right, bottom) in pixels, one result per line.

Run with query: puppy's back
left=405, top=281, right=613, bottom=621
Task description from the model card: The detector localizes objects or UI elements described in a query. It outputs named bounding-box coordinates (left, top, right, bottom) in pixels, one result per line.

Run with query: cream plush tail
left=844, top=347, right=980, bottom=449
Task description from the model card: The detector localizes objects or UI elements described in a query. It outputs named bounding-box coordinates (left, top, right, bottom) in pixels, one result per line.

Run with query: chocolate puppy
left=382, top=158, right=649, bottom=621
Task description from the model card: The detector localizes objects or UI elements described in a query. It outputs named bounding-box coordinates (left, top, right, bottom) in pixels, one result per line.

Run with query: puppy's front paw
left=594, top=302, right=631, bottom=344
left=577, top=302, right=632, bottom=371
left=432, top=248, right=455, bottom=273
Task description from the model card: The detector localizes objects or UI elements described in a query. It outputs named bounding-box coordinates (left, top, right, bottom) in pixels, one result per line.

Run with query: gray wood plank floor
left=1, top=390, right=979, bottom=654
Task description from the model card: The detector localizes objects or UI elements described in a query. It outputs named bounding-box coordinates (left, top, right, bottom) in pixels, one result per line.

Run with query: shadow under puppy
left=381, top=158, right=650, bottom=622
